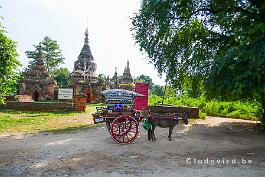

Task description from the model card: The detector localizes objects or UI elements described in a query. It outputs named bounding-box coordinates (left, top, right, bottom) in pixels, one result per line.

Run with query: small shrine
left=122, top=60, right=133, bottom=84
left=70, top=27, right=102, bottom=103
left=110, top=60, right=134, bottom=90
left=111, top=67, right=119, bottom=89
left=19, top=45, right=56, bottom=101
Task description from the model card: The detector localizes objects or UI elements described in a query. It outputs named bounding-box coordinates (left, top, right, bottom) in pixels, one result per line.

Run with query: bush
left=149, top=96, right=262, bottom=121
left=199, top=110, right=207, bottom=119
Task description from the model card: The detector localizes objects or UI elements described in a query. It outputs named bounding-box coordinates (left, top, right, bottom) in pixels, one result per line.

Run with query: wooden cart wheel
left=110, top=115, right=139, bottom=144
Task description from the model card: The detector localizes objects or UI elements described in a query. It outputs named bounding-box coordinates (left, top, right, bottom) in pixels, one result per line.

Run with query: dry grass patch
left=0, top=104, right=100, bottom=135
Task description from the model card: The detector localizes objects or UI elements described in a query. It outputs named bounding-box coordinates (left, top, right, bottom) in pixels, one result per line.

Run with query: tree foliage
left=181, top=75, right=205, bottom=98
left=152, top=84, right=164, bottom=96
left=52, top=68, right=70, bottom=88
left=98, top=74, right=110, bottom=90
left=135, top=74, right=154, bottom=89
left=25, top=36, right=64, bottom=72
left=132, top=0, right=265, bottom=121
left=0, top=18, right=21, bottom=103
left=135, top=74, right=166, bottom=96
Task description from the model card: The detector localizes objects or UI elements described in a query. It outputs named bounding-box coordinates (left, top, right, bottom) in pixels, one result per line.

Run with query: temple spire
left=84, top=26, right=89, bottom=45
left=112, top=67, right=118, bottom=89
left=35, top=43, right=46, bottom=65
left=77, top=26, right=94, bottom=61
left=36, top=42, right=42, bottom=58
left=122, top=60, right=133, bottom=84
left=71, top=25, right=97, bottom=83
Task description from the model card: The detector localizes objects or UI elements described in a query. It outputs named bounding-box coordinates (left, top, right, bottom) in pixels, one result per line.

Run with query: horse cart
left=92, top=89, right=144, bottom=144
left=92, top=86, right=198, bottom=144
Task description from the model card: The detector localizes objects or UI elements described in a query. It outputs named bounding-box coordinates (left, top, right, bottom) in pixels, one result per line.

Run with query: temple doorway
left=86, top=88, right=91, bottom=103
left=33, top=90, right=39, bottom=101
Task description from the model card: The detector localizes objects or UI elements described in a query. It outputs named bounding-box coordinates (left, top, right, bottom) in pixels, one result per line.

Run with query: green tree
left=135, top=74, right=154, bottom=89
left=151, top=84, right=164, bottom=96
left=182, top=75, right=205, bottom=98
left=26, top=36, right=64, bottom=72
left=98, top=74, right=110, bottom=90
left=0, top=18, right=21, bottom=103
left=132, top=0, right=265, bottom=123
left=165, top=86, right=175, bottom=98
left=52, top=68, right=70, bottom=88
left=6, top=71, right=25, bottom=95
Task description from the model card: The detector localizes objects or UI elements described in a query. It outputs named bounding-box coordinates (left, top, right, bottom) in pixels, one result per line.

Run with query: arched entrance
left=33, top=90, right=39, bottom=101
left=86, top=88, right=91, bottom=103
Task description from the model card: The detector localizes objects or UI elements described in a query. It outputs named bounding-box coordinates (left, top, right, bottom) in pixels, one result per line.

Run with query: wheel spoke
left=111, top=115, right=139, bottom=144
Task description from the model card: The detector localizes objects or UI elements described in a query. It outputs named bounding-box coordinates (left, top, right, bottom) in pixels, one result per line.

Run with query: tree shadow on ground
left=38, top=123, right=104, bottom=134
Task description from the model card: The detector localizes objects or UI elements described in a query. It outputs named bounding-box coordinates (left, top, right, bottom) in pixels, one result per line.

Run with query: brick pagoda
left=19, top=45, right=56, bottom=101
left=70, top=27, right=102, bottom=103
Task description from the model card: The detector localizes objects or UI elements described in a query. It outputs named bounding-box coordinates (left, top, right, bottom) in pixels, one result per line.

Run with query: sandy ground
left=0, top=117, right=265, bottom=177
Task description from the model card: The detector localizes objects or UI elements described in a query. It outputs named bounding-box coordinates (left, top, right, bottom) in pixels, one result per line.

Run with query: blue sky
left=1, top=0, right=165, bottom=85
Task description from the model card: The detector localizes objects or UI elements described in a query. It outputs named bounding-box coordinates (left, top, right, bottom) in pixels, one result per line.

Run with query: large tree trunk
left=262, top=100, right=265, bottom=125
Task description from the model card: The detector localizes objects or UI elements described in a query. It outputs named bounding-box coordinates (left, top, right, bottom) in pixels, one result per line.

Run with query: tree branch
left=169, top=6, right=260, bottom=20
left=191, top=6, right=260, bottom=17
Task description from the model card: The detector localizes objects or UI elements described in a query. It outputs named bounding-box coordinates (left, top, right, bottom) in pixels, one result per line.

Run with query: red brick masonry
left=1, top=101, right=75, bottom=112
left=1, top=95, right=88, bottom=112
left=73, top=95, right=87, bottom=112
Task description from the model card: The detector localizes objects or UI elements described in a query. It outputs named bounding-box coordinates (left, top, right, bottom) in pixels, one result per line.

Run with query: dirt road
left=0, top=117, right=265, bottom=177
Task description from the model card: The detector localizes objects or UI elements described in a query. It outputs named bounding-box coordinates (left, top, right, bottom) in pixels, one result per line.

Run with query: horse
left=144, top=113, right=189, bottom=141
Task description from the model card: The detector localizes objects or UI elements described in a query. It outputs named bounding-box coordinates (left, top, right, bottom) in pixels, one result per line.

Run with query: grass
left=0, top=104, right=101, bottom=135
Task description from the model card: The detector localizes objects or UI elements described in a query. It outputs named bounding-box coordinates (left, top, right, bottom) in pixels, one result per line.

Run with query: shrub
left=199, top=111, right=207, bottom=119
left=148, top=96, right=262, bottom=121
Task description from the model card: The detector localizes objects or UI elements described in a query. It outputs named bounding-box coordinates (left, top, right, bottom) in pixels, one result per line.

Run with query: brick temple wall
left=73, top=95, right=87, bottom=112
left=1, top=95, right=88, bottom=112
left=1, top=101, right=75, bottom=112
left=149, top=105, right=199, bottom=118
left=5, top=95, right=34, bottom=102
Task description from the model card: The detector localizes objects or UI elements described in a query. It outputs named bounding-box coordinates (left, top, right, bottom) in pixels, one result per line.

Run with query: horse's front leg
left=151, top=124, right=157, bottom=141
left=168, top=121, right=178, bottom=141
left=148, top=129, right=152, bottom=140
left=168, top=126, right=173, bottom=141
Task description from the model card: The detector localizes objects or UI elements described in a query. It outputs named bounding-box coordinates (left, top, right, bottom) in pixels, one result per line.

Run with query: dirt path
left=0, top=117, right=265, bottom=177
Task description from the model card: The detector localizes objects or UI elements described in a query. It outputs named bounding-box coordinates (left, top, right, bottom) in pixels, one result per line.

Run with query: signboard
left=58, top=88, right=73, bottom=100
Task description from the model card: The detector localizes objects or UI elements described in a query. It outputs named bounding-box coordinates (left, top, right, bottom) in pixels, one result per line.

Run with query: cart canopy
left=102, top=89, right=144, bottom=99
left=102, top=89, right=144, bottom=104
